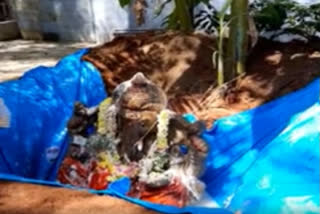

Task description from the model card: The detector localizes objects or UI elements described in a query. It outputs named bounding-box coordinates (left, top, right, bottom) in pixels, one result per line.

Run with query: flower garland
left=96, top=102, right=175, bottom=184
left=156, top=109, right=173, bottom=150
left=97, top=98, right=118, bottom=142
left=97, top=98, right=112, bottom=135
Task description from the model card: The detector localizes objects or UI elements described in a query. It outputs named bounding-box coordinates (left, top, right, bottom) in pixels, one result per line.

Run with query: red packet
left=128, top=178, right=189, bottom=207
left=88, top=167, right=110, bottom=190
left=58, top=157, right=89, bottom=188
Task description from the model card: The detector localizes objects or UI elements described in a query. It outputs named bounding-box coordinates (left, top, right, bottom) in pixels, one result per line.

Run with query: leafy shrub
left=251, top=0, right=320, bottom=40
left=194, top=0, right=320, bottom=40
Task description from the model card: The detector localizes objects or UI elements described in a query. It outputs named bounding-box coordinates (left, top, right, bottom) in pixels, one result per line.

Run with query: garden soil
left=83, top=31, right=320, bottom=127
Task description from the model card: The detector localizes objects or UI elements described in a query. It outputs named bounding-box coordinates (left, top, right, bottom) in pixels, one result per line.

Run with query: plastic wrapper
left=128, top=178, right=189, bottom=207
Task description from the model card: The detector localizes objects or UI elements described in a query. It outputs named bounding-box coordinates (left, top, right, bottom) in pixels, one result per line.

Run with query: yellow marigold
left=97, top=152, right=114, bottom=173
left=97, top=98, right=112, bottom=135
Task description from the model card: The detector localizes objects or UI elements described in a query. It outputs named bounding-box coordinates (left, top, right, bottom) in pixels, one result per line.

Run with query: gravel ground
left=0, top=40, right=94, bottom=82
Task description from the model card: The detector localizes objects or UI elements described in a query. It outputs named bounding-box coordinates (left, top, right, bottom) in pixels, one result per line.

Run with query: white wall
left=11, top=0, right=42, bottom=40
left=11, top=0, right=172, bottom=43
left=11, top=0, right=319, bottom=43
left=91, top=0, right=129, bottom=43
left=39, top=0, right=96, bottom=42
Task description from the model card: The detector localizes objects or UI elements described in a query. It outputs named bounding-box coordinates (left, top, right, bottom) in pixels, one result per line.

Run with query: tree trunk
left=174, top=0, right=193, bottom=31
left=225, top=0, right=249, bottom=82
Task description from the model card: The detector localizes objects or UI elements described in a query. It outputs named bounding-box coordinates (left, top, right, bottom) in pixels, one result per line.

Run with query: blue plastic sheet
left=0, top=49, right=319, bottom=214
left=0, top=49, right=107, bottom=180
left=200, top=78, right=319, bottom=213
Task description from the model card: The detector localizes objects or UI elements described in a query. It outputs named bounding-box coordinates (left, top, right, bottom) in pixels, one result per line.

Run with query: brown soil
left=83, top=32, right=320, bottom=127
left=200, top=38, right=320, bottom=124
left=82, top=31, right=216, bottom=96
left=1, top=32, right=319, bottom=214
left=0, top=181, right=156, bottom=214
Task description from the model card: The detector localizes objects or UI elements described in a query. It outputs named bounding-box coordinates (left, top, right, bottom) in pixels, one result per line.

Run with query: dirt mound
left=83, top=32, right=320, bottom=126
left=83, top=31, right=216, bottom=96
left=199, top=38, right=320, bottom=124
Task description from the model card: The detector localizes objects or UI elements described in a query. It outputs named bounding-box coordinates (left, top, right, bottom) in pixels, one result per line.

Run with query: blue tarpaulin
left=0, top=49, right=107, bottom=180
left=0, top=50, right=319, bottom=214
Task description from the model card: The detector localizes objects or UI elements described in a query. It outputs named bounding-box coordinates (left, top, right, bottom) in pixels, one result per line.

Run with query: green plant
left=161, top=0, right=209, bottom=31
left=224, top=0, right=249, bottom=82
left=215, top=0, right=232, bottom=85
left=163, top=0, right=193, bottom=31
left=119, top=0, right=209, bottom=30
left=251, top=0, right=320, bottom=40
left=250, top=0, right=290, bottom=31
left=119, top=0, right=131, bottom=7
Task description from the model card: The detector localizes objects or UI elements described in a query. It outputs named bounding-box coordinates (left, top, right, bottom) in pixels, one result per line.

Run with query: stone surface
left=0, top=20, right=20, bottom=40
left=0, top=40, right=93, bottom=82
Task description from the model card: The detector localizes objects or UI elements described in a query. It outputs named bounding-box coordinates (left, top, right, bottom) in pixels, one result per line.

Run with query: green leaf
left=220, top=0, right=232, bottom=15
left=166, top=11, right=179, bottom=30
left=119, top=0, right=131, bottom=8
left=253, top=2, right=287, bottom=31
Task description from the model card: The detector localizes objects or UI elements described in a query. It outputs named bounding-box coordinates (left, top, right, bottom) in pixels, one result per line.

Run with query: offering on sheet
left=58, top=72, right=208, bottom=207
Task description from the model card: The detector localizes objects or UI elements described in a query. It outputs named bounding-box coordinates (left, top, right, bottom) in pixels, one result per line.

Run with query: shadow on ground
left=0, top=40, right=94, bottom=81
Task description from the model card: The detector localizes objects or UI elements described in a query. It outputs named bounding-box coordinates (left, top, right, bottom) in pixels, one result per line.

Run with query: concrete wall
left=11, top=0, right=97, bottom=41
left=0, top=20, right=20, bottom=40
left=10, top=0, right=42, bottom=40
left=39, top=0, right=96, bottom=42
left=91, top=0, right=130, bottom=43
left=88, top=0, right=173, bottom=43
left=10, top=0, right=173, bottom=43
left=10, top=0, right=315, bottom=43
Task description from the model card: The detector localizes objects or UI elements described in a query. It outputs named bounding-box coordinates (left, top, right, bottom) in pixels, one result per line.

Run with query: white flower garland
left=97, top=98, right=118, bottom=141
left=156, top=109, right=174, bottom=150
